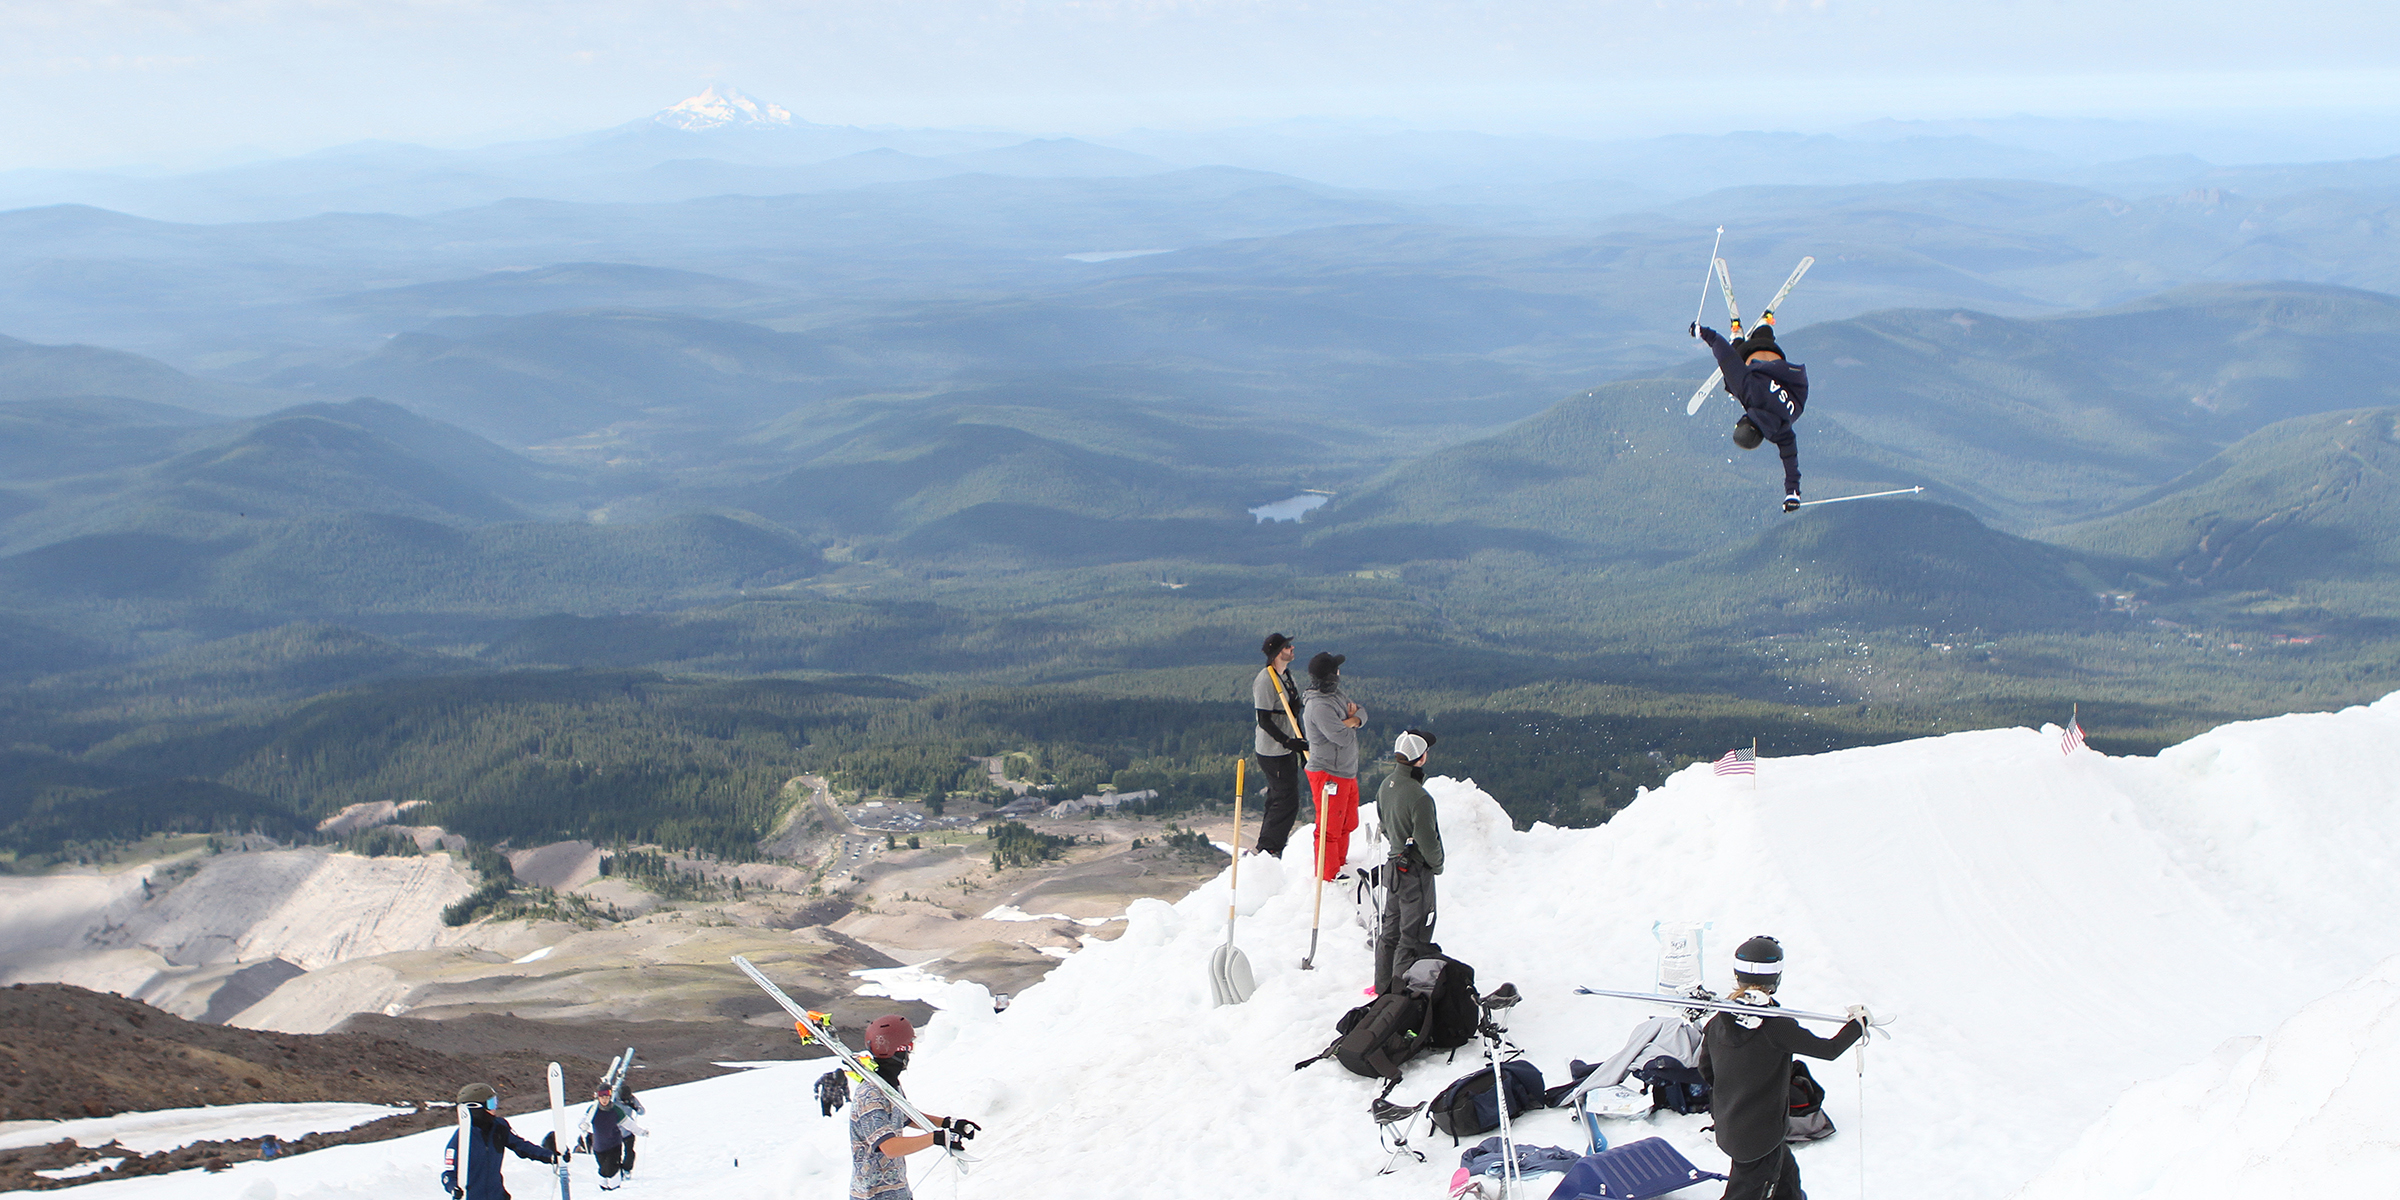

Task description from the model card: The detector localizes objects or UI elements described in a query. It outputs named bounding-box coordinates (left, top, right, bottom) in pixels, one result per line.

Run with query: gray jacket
left=1301, top=683, right=1365, bottom=778
left=1376, top=767, right=1444, bottom=874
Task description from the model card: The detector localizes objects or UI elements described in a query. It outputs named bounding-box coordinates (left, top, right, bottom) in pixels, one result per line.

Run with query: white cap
left=1393, top=732, right=1429, bottom=761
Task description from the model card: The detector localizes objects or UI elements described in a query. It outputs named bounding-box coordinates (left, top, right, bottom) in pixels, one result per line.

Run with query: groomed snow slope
left=2017, top=951, right=2400, bottom=1197
left=45, top=692, right=2400, bottom=1200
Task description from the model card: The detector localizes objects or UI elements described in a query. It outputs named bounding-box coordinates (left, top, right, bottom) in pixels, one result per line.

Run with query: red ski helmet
left=864, top=1014, right=916, bottom=1057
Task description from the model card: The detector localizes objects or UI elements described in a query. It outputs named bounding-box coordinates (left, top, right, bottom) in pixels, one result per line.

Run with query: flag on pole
left=1713, top=747, right=1757, bottom=776
left=2062, top=705, right=2086, bottom=756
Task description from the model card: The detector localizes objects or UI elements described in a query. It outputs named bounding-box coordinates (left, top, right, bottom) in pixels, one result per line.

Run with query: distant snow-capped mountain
left=654, top=87, right=793, bottom=131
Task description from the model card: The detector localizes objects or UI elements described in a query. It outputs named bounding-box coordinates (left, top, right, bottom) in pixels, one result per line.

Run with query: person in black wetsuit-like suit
left=1697, top=936, right=1870, bottom=1200
left=1695, top=322, right=1810, bottom=512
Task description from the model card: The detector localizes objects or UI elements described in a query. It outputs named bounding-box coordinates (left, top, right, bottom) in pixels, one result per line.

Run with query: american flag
left=1713, top=747, right=1757, bottom=776
left=2061, top=708, right=2086, bottom=756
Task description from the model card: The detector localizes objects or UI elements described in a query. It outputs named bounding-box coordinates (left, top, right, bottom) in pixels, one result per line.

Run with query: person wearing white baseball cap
left=1371, top=728, right=1443, bottom=996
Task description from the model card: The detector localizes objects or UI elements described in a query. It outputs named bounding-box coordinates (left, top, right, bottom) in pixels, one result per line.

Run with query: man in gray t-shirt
left=1249, top=632, right=1307, bottom=857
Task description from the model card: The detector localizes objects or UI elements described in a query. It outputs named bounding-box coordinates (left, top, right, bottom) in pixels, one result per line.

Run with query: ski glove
left=939, top=1117, right=981, bottom=1140
left=1845, top=1004, right=1874, bottom=1027
left=936, top=1128, right=974, bottom=1152
left=1783, top=494, right=1802, bottom=513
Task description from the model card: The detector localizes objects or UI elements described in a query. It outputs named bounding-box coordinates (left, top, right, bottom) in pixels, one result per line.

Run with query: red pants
left=1305, top=771, right=1360, bottom=882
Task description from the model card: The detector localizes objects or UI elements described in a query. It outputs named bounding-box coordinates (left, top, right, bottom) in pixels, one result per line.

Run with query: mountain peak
left=654, top=86, right=793, bottom=132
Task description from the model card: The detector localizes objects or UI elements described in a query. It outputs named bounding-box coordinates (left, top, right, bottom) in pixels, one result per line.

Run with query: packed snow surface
left=0, top=1103, right=406, bottom=1155
left=45, top=694, right=2400, bottom=1200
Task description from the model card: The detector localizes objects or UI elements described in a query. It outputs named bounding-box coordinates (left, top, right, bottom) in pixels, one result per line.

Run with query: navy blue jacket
left=1701, top=327, right=1809, bottom=495
left=441, top=1108, right=554, bottom=1200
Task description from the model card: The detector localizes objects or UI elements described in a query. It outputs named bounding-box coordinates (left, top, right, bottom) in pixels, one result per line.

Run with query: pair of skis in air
left=1684, top=238, right=1925, bottom=511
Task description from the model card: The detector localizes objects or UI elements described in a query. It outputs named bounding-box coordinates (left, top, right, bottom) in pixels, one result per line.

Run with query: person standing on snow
left=582, top=1085, right=647, bottom=1190
left=1695, top=322, right=1810, bottom=512
left=1373, top=729, right=1444, bottom=996
left=1250, top=632, right=1309, bottom=858
left=1300, top=651, right=1367, bottom=883
left=441, top=1082, right=561, bottom=1200
left=849, top=1014, right=979, bottom=1200
left=1697, top=937, right=1871, bottom=1200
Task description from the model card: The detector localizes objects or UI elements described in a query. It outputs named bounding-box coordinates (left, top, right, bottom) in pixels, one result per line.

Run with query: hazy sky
left=4, top=0, right=2397, bottom=169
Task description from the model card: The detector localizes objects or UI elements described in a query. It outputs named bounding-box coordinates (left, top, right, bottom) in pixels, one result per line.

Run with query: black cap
left=1742, top=326, right=1781, bottom=358
left=1307, top=651, right=1345, bottom=680
left=1261, top=632, right=1293, bottom=659
left=1732, top=416, right=1763, bottom=450
left=1404, top=728, right=1437, bottom=747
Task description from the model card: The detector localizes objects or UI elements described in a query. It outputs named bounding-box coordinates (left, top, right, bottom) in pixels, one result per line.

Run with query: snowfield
left=37, top=693, right=2400, bottom=1200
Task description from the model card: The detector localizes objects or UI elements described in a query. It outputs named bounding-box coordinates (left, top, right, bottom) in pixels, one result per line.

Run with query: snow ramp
left=51, top=692, right=2400, bottom=1200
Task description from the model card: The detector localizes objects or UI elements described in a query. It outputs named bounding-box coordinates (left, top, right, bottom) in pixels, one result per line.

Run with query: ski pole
left=1693, top=226, right=1724, bottom=334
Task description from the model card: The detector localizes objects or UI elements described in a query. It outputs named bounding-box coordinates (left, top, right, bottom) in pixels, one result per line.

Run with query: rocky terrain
left=0, top=981, right=900, bottom=1191
left=0, top=777, right=1237, bottom=1187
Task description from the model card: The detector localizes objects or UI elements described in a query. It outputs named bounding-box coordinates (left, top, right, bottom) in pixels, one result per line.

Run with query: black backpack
left=1786, top=1060, right=1835, bottom=1142
left=1333, top=990, right=1431, bottom=1083
left=1427, top=1059, right=1546, bottom=1142
left=1402, top=955, right=1481, bottom=1051
left=1631, top=1055, right=1710, bottom=1115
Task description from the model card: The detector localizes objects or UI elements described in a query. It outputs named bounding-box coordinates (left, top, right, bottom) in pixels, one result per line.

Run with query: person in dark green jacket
left=1372, top=728, right=1443, bottom=995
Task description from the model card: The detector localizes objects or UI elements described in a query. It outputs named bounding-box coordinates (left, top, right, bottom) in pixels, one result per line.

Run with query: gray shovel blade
left=1209, top=941, right=1255, bottom=1006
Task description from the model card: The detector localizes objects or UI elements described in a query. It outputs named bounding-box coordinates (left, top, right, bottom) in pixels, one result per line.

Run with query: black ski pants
left=1720, top=1144, right=1802, bottom=1200
left=1253, top=751, right=1301, bottom=857
left=1372, top=854, right=1436, bottom=996
left=597, top=1137, right=635, bottom=1178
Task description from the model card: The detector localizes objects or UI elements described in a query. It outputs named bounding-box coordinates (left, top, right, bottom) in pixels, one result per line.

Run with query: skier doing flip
left=1694, top=321, right=1810, bottom=511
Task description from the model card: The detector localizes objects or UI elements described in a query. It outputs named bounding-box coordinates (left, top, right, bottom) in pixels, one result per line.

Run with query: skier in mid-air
left=1697, top=937, right=1870, bottom=1200
left=1694, top=321, right=1810, bottom=511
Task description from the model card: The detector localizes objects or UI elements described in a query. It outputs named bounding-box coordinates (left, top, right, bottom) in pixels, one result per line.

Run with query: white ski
left=1686, top=255, right=1816, bottom=416
left=548, top=1061, right=572, bottom=1200
left=453, top=1100, right=475, bottom=1196
left=1792, top=486, right=1925, bottom=508
left=1574, top=986, right=1889, bottom=1034
left=731, top=955, right=974, bottom=1172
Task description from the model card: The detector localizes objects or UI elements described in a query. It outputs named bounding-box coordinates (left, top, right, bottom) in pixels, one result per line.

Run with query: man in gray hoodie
left=1373, top=729, right=1443, bottom=996
left=1300, top=651, right=1366, bottom=883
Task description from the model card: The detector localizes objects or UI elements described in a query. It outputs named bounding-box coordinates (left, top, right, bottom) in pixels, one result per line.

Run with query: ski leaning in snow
left=1686, top=256, right=1816, bottom=415
left=1573, top=986, right=1891, bottom=1034
left=547, top=1062, right=572, bottom=1200
left=729, top=954, right=975, bottom=1172
left=1790, top=485, right=1925, bottom=508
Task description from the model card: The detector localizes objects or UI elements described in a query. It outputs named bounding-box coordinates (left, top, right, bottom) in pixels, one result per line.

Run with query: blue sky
left=3, top=0, right=2396, bottom=168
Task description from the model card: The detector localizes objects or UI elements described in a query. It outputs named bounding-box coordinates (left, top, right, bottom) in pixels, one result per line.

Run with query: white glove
left=1845, top=1004, right=1874, bottom=1026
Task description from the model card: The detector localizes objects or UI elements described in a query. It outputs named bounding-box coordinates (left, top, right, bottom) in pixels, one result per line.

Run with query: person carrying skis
left=1372, top=729, right=1444, bottom=996
left=1299, top=651, right=1367, bottom=883
left=441, top=1082, right=561, bottom=1200
left=849, top=1014, right=979, bottom=1200
left=1694, top=322, right=1810, bottom=511
left=582, top=1084, right=647, bottom=1190
left=1250, top=632, right=1308, bottom=858
left=1697, top=937, right=1871, bottom=1200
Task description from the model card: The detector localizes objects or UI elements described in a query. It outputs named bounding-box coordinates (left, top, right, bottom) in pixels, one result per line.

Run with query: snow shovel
left=1209, top=758, right=1255, bottom=1006
left=1301, top=779, right=1332, bottom=969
